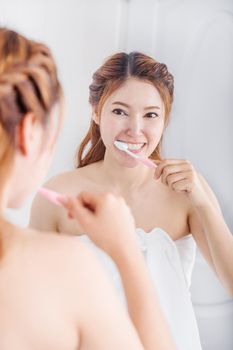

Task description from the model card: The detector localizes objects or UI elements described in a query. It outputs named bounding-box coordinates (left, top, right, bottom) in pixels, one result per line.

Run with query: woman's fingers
left=58, top=191, right=137, bottom=257
left=64, top=196, right=95, bottom=229
left=153, top=159, right=197, bottom=195
left=77, top=191, right=101, bottom=212
left=78, top=191, right=117, bottom=211
left=62, top=191, right=102, bottom=217
left=155, top=159, right=192, bottom=179
left=172, top=179, right=193, bottom=193
left=63, top=191, right=118, bottom=225
left=165, top=171, right=192, bottom=188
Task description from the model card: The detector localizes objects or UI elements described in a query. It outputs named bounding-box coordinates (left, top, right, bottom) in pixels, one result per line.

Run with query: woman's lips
left=129, top=147, right=144, bottom=154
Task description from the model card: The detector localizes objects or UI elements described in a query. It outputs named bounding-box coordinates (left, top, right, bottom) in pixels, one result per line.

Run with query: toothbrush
left=38, top=187, right=66, bottom=206
left=38, top=187, right=95, bottom=213
left=114, top=140, right=157, bottom=169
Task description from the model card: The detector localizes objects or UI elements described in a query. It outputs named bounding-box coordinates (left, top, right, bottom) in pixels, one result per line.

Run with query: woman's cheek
left=100, top=120, right=118, bottom=146
left=148, top=123, right=164, bottom=148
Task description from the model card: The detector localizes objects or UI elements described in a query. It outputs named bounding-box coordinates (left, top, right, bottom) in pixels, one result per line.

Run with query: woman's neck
left=100, top=151, right=154, bottom=194
left=0, top=196, right=7, bottom=217
left=0, top=182, right=10, bottom=215
left=0, top=213, right=14, bottom=259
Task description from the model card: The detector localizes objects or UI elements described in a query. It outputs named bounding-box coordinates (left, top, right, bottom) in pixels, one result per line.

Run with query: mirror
left=1, top=1, right=233, bottom=349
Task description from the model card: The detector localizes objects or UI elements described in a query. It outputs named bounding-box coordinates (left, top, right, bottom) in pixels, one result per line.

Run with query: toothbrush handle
left=125, top=149, right=157, bottom=168
left=125, top=149, right=139, bottom=159
left=38, top=187, right=65, bottom=206
left=138, top=157, right=157, bottom=169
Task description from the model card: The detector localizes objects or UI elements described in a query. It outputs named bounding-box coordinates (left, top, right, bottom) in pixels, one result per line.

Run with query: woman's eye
left=145, top=112, right=159, bottom=118
left=112, top=108, right=127, bottom=116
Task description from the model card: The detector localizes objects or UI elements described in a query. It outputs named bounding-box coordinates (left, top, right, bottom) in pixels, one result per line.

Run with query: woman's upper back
left=0, top=226, right=80, bottom=349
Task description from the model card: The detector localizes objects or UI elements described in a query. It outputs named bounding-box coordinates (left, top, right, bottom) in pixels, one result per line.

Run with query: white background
left=1, top=0, right=233, bottom=349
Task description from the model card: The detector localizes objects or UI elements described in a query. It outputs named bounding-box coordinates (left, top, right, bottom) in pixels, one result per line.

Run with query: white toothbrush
left=114, top=140, right=157, bottom=169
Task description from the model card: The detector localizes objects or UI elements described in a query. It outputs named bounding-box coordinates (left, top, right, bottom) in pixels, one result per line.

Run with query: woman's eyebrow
left=112, top=101, right=130, bottom=108
left=144, top=105, right=160, bottom=110
left=112, top=101, right=160, bottom=110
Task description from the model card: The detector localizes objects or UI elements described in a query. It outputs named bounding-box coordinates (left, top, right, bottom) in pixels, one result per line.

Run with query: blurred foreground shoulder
left=32, top=232, right=144, bottom=350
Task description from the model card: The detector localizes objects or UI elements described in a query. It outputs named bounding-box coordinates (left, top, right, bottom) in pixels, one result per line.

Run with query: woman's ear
left=92, top=108, right=100, bottom=125
left=15, top=113, right=42, bottom=156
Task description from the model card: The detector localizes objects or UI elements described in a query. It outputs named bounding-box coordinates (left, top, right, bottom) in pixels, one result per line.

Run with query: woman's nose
left=126, top=117, right=143, bottom=136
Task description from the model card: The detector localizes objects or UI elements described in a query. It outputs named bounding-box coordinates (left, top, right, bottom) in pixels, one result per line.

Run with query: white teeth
left=127, top=143, right=144, bottom=150
left=116, top=140, right=145, bottom=151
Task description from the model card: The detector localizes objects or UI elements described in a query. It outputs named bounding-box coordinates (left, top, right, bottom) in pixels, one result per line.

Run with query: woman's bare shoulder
left=44, top=162, right=102, bottom=194
left=2, top=225, right=92, bottom=287
left=22, top=227, right=86, bottom=257
left=30, top=164, right=102, bottom=232
left=20, top=228, right=124, bottom=306
left=5, top=226, right=120, bottom=323
left=21, top=230, right=143, bottom=350
left=20, top=228, right=101, bottom=281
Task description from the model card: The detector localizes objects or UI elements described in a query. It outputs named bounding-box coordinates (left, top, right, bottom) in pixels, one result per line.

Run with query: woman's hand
left=154, top=159, right=210, bottom=207
left=61, top=191, right=138, bottom=258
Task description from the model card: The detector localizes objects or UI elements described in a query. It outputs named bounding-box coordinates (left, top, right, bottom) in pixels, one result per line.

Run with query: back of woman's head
left=77, top=52, right=174, bottom=167
left=0, top=27, right=62, bottom=179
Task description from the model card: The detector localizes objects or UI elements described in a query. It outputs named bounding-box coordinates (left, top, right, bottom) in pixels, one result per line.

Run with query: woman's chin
left=118, top=157, right=140, bottom=169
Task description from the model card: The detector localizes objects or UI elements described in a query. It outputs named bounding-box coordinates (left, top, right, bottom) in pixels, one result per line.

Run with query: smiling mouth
left=116, top=140, right=146, bottom=151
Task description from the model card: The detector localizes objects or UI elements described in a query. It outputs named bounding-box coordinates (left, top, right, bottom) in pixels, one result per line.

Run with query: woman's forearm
left=112, top=247, right=176, bottom=350
left=195, top=203, right=233, bottom=295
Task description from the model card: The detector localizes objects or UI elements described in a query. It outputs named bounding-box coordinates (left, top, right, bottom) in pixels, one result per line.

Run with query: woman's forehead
left=105, top=78, right=163, bottom=108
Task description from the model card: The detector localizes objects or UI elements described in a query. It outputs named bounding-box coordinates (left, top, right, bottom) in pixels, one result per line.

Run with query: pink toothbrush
left=38, top=187, right=66, bottom=206
left=114, top=140, right=157, bottom=169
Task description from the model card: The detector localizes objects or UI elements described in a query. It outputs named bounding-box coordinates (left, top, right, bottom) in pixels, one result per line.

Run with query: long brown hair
left=0, top=27, right=62, bottom=186
left=77, top=52, right=174, bottom=168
